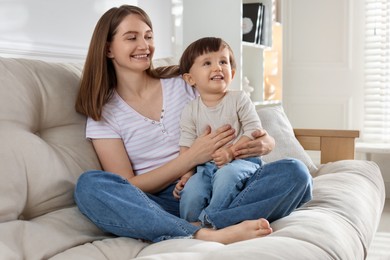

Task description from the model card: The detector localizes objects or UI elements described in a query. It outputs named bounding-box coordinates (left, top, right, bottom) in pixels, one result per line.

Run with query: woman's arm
left=92, top=125, right=235, bottom=194
left=172, top=146, right=194, bottom=199
left=232, top=129, right=275, bottom=159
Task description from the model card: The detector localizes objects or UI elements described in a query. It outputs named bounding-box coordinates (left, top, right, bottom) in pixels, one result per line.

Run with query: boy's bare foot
left=194, top=218, right=272, bottom=244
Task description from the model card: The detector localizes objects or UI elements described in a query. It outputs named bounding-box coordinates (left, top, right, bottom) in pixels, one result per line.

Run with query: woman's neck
left=116, top=71, right=150, bottom=98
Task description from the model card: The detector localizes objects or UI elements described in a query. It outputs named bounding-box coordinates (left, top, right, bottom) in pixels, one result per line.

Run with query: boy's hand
left=212, top=146, right=233, bottom=168
left=173, top=173, right=192, bottom=199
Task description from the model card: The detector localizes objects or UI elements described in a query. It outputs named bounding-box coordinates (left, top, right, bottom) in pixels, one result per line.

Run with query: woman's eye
left=145, top=33, right=153, bottom=40
left=203, top=61, right=211, bottom=66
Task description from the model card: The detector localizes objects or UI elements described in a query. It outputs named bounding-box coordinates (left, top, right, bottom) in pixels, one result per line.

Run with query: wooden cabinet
left=294, top=129, right=360, bottom=163
left=181, top=0, right=281, bottom=103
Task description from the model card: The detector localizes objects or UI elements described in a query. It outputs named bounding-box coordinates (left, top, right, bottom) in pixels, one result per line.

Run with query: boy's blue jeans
left=74, top=158, right=312, bottom=243
left=180, top=157, right=262, bottom=227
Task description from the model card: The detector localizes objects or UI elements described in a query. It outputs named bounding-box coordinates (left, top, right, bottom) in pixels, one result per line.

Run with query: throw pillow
left=257, top=104, right=318, bottom=174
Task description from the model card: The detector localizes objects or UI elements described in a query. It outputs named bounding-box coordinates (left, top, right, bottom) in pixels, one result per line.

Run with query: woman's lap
left=74, top=170, right=199, bottom=242
left=74, top=158, right=312, bottom=241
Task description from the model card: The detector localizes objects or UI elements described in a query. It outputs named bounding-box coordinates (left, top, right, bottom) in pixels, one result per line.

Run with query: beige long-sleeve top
left=179, top=90, right=262, bottom=147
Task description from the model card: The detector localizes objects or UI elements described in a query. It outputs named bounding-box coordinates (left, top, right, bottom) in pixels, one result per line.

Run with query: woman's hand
left=188, top=124, right=235, bottom=165
left=233, top=129, right=275, bottom=159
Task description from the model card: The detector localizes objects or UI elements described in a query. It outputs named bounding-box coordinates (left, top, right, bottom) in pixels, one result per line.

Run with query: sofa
left=0, top=57, right=385, bottom=260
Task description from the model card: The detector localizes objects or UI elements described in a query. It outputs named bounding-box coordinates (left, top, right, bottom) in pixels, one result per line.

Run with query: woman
left=74, top=5, right=312, bottom=244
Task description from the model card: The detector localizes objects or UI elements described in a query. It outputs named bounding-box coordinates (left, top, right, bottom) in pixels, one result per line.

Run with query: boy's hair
left=179, top=37, right=237, bottom=75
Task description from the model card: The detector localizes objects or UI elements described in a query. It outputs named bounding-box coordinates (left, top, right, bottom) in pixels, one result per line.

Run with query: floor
left=367, top=199, right=390, bottom=259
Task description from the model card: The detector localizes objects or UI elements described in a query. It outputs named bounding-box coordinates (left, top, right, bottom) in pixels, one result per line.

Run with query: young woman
left=74, top=5, right=312, bottom=244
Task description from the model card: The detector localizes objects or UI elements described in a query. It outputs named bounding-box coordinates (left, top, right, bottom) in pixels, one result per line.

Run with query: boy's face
left=183, top=47, right=235, bottom=96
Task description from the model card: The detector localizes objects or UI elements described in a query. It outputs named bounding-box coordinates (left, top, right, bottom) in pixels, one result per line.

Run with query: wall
left=282, top=0, right=364, bottom=131
left=0, top=0, right=173, bottom=62
left=282, top=0, right=389, bottom=197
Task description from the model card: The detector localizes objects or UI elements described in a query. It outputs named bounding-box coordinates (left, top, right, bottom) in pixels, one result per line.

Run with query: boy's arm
left=236, top=91, right=263, bottom=139
left=231, top=91, right=267, bottom=158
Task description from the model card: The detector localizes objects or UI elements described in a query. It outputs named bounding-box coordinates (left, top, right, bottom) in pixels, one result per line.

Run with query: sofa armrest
left=293, top=129, right=360, bottom=164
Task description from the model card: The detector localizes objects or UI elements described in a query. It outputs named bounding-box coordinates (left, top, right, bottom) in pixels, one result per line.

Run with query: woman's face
left=107, top=14, right=155, bottom=73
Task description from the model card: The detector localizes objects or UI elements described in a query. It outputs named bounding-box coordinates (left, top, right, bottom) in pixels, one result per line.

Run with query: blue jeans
left=180, top=157, right=262, bottom=227
left=74, top=158, right=312, bottom=242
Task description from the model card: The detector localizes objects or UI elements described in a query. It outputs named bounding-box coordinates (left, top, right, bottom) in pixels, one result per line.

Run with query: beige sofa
left=0, top=57, right=386, bottom=260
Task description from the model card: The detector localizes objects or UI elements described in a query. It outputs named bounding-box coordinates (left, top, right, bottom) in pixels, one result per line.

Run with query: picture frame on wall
left=242, top=3, right=264, bottom=44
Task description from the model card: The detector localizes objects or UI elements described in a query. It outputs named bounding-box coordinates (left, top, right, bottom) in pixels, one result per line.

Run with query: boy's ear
left=182, top=73, right=195, bottom=86
left=231, top=68, right=236, bottom=79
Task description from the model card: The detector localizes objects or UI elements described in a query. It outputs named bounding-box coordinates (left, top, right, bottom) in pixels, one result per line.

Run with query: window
left=362, top=0, right=390, bottom=143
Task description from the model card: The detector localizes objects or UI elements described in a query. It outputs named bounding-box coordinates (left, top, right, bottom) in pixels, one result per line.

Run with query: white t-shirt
left=86, top=76, right=197, bottom=175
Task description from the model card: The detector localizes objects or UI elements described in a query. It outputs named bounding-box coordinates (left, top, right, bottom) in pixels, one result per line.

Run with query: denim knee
left=282, top=159, right=312, bottom=181
left=285, top=158, right=313, bottom=203
left=74, top=170, right=121, bottom=213
left=75, top=170, right=102, bottom=199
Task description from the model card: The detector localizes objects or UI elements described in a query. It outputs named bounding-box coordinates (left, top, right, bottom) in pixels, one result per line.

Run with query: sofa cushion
left=257, top=104, right=318, bottom=174
left=0, top=58, right=100, bottom=221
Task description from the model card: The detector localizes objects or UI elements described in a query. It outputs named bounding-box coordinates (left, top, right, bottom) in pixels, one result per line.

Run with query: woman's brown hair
left=75, top=5, right=179, bottom=121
